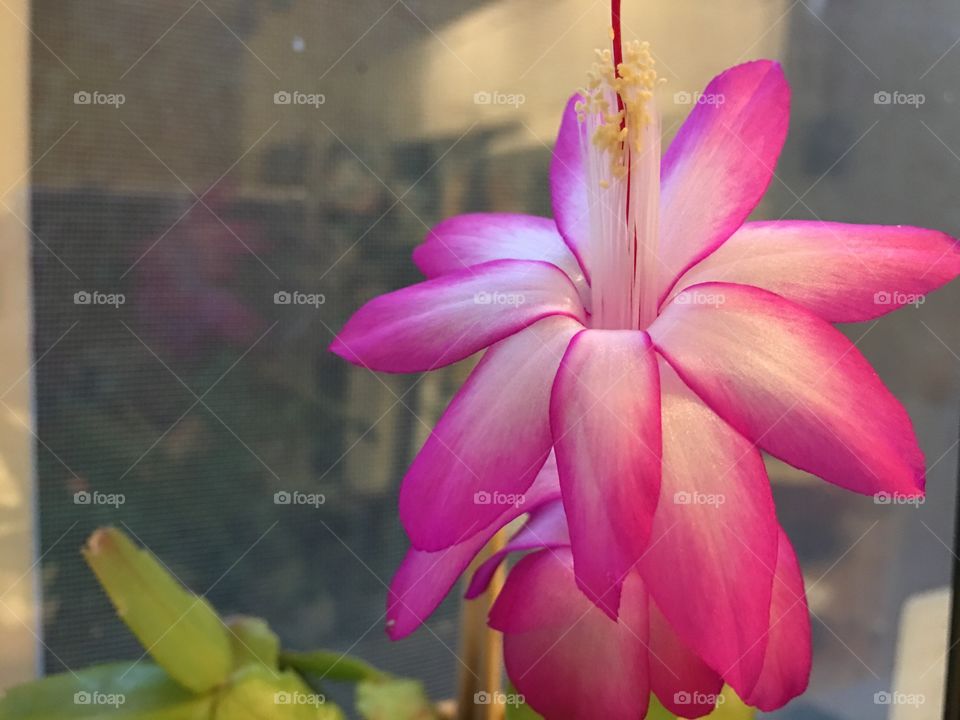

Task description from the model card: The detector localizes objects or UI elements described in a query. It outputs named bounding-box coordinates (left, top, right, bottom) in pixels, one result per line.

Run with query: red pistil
left=611, top=0, right=623, bottom=69
left=611, top=1, right=636, bottom=319
left=611, top=0, right=624, bottom=109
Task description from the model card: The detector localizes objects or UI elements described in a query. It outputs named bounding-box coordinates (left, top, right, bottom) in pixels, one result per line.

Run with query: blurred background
left=0, top=1, right=958, bottom=718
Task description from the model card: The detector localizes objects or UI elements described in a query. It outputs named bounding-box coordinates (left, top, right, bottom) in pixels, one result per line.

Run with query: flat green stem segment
left=507, top=686, right=756, bottom=719
left=0, top=662, right=214, bottom=719
left=227, top=616, right=281, bottom=671
left=279, top=650, right=386, bottom=684
left=355, top=678, right=438, bottom=720
left=214, top=666, right=345, bottom=720
left=82, top=527, right=232, bottom=694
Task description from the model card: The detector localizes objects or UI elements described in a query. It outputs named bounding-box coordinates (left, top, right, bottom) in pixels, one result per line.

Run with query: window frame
left=0, top=0, right=42, bottom=686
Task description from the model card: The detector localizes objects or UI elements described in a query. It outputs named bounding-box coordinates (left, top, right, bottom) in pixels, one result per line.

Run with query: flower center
left=577, top=24, right=663, bottom=331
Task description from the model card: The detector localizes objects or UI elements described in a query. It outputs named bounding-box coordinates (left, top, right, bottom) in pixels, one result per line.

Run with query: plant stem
left=455, top=529, right=508, bottom=720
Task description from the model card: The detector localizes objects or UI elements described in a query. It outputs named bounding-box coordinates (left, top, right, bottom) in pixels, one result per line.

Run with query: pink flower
left=331, top=41, right=960, bottom=719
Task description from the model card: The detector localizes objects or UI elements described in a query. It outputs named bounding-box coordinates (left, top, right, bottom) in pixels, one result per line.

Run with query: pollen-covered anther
left=579, top=39, right=664, bottom=178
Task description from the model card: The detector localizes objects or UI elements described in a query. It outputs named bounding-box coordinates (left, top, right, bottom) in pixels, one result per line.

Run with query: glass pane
left=26, top=1, right=959, bottom=717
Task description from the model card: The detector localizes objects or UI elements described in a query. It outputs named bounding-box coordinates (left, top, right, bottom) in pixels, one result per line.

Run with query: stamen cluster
left=576, top=41, right=663, bottom=183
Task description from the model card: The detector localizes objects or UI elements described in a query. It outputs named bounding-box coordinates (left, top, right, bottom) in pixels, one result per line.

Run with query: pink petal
left=400, top=317, right=581, bottom=551
left=550, top=330, right=661, bottom=619
left=413, top=213, right=588, bottom=299
left=747, top=528, right=812, bottom=711
left=658, top=61, right=790, bottom=302
left=648, top=601, right=723, bottom=719
left=489, top=549, right=650, bottom=720
left=465, top=498, right=569, bottom=600
left=387, top=456, right=561, bottom=640
left=639, top=360, right=777, bottom=699
left=669, top=221, right=960, bottom=322
left=650, top=282, right=926, bottom=497
left=387, top=535, right=491, bottom=642
left=330, top=259, right=585, bottom=373
left=549, top=94, right=592, bottom=282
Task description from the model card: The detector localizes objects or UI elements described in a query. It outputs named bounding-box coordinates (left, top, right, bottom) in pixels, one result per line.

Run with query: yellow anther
left=579, top=39, right=663, bottom=184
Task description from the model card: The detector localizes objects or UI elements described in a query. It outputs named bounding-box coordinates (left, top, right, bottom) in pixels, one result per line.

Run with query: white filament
left=581, top=94, right=661, bottom=330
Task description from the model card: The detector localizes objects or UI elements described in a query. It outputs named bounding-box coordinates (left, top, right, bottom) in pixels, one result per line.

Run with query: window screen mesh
left=29, top=0, right=498, bottom=700
left=28, top=1, right=960, bottom=717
